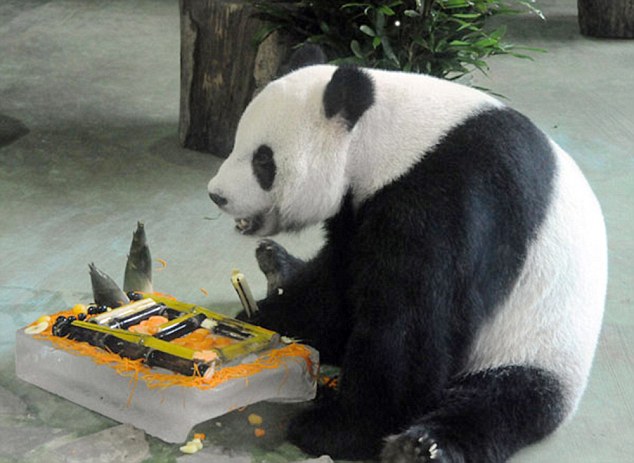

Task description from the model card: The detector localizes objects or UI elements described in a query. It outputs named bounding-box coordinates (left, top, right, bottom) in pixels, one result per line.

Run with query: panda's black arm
left=283, top=229, right=461, bottom=454
left=253, top=251, right=352, bottom=363
left=238, top=197, right=357, bottom=364
left=336, top=237, right=456, bottom=418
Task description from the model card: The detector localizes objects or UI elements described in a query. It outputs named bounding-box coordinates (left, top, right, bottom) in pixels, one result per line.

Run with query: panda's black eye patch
left=252, top=145, right=276, bottom=191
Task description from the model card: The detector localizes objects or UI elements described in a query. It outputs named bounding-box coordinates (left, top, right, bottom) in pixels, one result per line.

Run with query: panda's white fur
left=346, top=68, right=503, bottom=205
left=466, top=140, right=607, bottom=414
left=208, top=63, right=607, bottom=461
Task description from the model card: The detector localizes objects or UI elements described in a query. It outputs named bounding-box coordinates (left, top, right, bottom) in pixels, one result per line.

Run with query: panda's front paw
left=382, top=429, right=449, bottom=463
left=256, top=239, right=304, bottom=296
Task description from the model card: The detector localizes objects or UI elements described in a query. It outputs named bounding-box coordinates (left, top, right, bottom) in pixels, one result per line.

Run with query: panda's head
left=207, top=51, right=374, bottom=236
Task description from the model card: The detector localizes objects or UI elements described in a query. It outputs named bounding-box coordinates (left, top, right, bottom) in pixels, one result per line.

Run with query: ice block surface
left=15, top=328, right=317, bottom=443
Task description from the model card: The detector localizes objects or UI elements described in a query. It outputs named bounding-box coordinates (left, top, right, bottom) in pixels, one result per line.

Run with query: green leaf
left=350, top=39, right=364, bottom=58
left=441, top=0, right=474, bottom=9
left=517, top=1, right=546, bottom=19
left=451, top=13, right=481, bottom=19
left=512, top=46, right=547, bottom=53
left=474, top=37, right=498, bottom=48
left=378, top=5, right=396, bottom=16
left=376, top=10, right=386, bottom=32
left=251, top=0, right=547, bottom=83
left=342, top=3, right=372, bottom=9
left=413, top=36, right=430, bottom=50
left=360, top=25, right=376, bottom=37
left=381, top=36, right=400, bottom=66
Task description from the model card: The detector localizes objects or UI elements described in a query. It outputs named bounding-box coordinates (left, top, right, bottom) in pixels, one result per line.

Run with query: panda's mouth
left=235, top=215, right=264, bottom=235
left=234, top=209, right=281, bottom=236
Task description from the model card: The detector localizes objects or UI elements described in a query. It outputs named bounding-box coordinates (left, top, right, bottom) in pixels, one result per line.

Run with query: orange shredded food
left=129, top=315, right=169, bottom=335
left=172, top=329, right=235, bottom=350
left=254, top=428, right=266, bottom=438
left=34, top=309, right=315, bottom=395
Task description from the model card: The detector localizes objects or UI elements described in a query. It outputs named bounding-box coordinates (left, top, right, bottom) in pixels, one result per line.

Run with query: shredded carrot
left=192, top=361, right=202, bottom=378
left=126, top=367, right=140, bottom=408
left=254, top=428, right=266, bottom=438
left=199, top=288, right=209, bottom=296
left=194, top=433, right=206, bottom=440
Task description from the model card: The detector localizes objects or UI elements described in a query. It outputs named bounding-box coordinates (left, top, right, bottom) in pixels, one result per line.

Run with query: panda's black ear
left=323, top=66, right=374, bottom=130
left=284, top=44, right=327, bottom=74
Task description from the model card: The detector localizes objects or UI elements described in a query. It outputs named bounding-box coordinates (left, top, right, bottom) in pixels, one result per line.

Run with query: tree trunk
left=578, top=0, right=634, bottom=38
left=179, top=0, right=289, bottom=157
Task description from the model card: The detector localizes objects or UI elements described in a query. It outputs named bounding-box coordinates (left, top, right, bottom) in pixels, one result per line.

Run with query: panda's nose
left=209, top=192, right=228, bottom=207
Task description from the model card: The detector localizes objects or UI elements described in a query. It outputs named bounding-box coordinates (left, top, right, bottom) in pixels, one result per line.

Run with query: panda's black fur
left=210, top=47, right=607, bottom=462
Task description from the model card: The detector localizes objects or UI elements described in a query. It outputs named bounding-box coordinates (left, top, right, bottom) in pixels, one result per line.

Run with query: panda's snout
left=209, top=192, right=228, bottom=207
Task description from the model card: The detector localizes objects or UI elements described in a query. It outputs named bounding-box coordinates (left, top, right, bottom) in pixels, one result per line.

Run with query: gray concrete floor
left=0, top=0, right=632, bottom=461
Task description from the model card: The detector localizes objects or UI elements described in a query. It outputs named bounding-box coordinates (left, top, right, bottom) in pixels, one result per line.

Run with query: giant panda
left=207, top=47, right=607, bottom=462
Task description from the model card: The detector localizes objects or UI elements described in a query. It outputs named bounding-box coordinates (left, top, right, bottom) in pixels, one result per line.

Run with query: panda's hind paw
left=256, top=239, right=304, bottom=295
left=381, top=430, right=449, bottom=463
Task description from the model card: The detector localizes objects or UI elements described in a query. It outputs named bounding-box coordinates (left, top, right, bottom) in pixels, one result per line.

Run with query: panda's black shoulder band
left=323, top=66, right=375, bottom=130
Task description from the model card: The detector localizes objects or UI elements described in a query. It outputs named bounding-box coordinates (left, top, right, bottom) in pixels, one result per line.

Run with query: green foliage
left=251, top=0, right=544, bottom=80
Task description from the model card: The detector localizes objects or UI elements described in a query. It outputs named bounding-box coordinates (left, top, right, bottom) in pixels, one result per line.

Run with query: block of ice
left=15, top=329, right=317, bottom=443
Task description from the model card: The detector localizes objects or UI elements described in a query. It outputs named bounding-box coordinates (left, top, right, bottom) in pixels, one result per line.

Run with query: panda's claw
left=255, top=239, right=305, bottom=296
left=381, top=430, right=447, bottom=463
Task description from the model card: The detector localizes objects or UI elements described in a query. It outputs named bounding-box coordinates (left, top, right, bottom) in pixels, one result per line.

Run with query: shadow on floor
left=0, top=114, right=29, bottom=149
